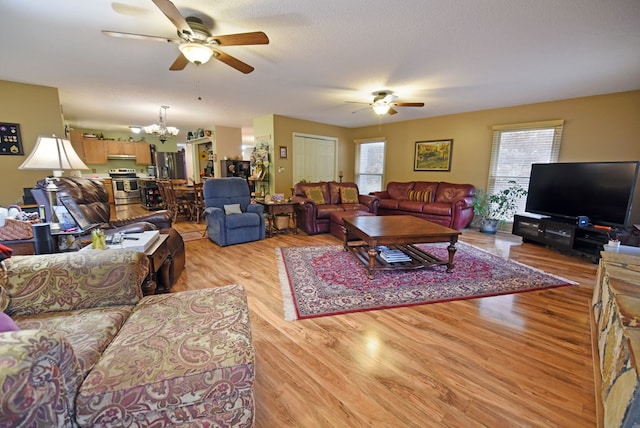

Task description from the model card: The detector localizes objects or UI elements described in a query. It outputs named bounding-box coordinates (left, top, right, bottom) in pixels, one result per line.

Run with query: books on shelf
left=377, top=246, right=411, bottom=263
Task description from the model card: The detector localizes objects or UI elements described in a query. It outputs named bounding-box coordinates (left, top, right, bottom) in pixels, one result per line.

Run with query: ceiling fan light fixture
left=179, top=42, right=213, bottom=65
left=373, top=104, right=391, bottom=115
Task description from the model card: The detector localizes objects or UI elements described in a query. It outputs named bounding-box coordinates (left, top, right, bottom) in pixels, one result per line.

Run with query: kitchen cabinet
left=134, top=142, right=152, bottom=165
left=82, top=139, right=108, bottom=164
left=107, top=140, right=136, bottom=156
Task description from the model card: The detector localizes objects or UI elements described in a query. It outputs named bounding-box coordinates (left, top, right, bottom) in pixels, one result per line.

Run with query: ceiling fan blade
left=393, top=102, right=425, bottom=107
left=388, top=107, right=398, bottom=115
left=212, top=49, right=255, bottom=74
left=152, top=0, right=192, bottom=38
left=102, top=30, right=179, bottom=43
left=211, top=31, right=269, bottom=46
left=351, top=106, right=372, bottom=114
left=169, top=53, right=189, bottom=71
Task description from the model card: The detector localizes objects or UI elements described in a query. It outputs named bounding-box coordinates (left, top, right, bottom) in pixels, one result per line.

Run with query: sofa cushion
left=387, top=182, right=415, bottom=200
left=76, top=285, right=255, bottom=427
left=225, top=212, right=262, bottom=229
left=340, top=187, right=359, bottom=204
left=316, top=204, right=345, bottom=219
left=412, top=181, right=439, bottom=195
left=398, top=200, right=427, bottom=213
left=305, top=187, right=326, bottom=204
left=422, top=202, right=453, bottom=216
left=14, top=306, right=134, bottom=377
left=435, top=182, right=475, bottom=203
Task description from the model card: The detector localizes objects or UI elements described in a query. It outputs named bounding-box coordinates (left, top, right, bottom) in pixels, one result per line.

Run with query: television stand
left=512, top=213, right=630, bottom=263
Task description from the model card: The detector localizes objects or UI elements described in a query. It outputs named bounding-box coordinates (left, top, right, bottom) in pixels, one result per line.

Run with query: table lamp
left=19, top=135, right=89, bottom=232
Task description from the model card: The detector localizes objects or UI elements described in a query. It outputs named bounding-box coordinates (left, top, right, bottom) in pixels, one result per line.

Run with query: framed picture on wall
left=414, top=139, right=453, bottom=171
left=279, top=146, right=288, bottom=159
left=0, top=122, right=24, bottom=155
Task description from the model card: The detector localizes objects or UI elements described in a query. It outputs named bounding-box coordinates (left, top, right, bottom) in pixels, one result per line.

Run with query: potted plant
left=472, top=180, right=528, bottom=234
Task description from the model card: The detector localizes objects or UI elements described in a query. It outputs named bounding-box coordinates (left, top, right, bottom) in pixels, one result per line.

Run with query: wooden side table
left=258, top=201, right=298, bottom=237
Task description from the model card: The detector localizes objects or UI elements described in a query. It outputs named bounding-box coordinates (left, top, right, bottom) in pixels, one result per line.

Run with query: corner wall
left=0, top=80, right=65, bottom=206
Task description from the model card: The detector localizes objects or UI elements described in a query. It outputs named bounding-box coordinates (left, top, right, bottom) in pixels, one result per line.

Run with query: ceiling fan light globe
left=373, top=104, right=391, bottom=115
left=179, top=42, right=213, bottom=64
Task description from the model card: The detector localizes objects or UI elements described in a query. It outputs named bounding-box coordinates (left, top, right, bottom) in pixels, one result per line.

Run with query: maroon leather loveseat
left=291, top=181, right=379, bottom=235
left=371, top=181, right=475, bottom=230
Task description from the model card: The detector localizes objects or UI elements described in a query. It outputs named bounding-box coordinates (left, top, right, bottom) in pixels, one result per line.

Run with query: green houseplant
left=472, top=180, right=528, bottom=234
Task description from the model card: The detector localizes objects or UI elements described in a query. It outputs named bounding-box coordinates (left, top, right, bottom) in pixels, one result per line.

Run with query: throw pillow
left=340, top=187, right=359, bottom=204
left=0, top=312, right=19, bottom=332
left=304, top=187, right=326, bottom=205
left=408, top=190, right=431, bottom=203
left=223, top=204, right=243, bottom=215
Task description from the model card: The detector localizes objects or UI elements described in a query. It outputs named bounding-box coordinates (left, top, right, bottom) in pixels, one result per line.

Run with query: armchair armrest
left=370, top=190, right=390, bottom=199
left=246, top=203, right=264, bottom=215
left=110, top=210, right=173, bottom=230
left=358, top=194, right=380, bottom=214
left=0, top=330, right=83, bottom=427
left=3, top=250, right=148, bottom=317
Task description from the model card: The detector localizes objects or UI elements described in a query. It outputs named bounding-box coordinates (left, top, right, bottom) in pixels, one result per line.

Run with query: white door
left=293, top=134, right=337, bottom=183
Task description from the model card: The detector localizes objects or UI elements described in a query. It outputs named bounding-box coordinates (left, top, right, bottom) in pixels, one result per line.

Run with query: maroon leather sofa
left=31, top=177, right=185, bottom=291
left=291, top=181, right=379, bottom=235
left=371, top=181, right=476, bottom=230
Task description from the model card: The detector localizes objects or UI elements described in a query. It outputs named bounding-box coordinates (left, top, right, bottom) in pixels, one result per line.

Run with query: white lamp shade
left=179, top=43, right=214, bottom=64
left=19, top=135, right=89, bottom=174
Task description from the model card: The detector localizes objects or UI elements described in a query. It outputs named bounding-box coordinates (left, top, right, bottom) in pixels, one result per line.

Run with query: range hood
left=107, top=154, right=136, bottom=160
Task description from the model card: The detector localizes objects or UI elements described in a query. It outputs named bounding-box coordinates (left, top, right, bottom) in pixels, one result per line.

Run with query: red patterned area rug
left=277, top=242, right=575, bottom=321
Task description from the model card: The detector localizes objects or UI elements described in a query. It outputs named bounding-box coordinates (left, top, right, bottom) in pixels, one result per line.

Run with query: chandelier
left=144, top=105, right=179, bottom=142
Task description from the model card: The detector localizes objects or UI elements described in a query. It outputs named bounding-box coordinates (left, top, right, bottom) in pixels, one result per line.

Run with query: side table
left=258, top=201, right=298, bottom=237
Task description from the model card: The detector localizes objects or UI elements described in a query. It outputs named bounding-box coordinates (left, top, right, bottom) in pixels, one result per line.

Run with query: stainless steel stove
left=109, top=168, right=141, bottom=205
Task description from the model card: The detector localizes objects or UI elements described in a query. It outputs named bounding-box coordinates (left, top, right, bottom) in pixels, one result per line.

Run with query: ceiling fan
left=350, top=90, right=425, bottom=115
left=102, top=0, right=269, bottom=74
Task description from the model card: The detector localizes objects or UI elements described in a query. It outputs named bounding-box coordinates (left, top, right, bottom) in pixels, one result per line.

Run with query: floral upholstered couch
left=0, top=250, right=255, bottom=427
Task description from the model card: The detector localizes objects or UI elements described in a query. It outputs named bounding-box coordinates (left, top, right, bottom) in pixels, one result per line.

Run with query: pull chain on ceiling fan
left=102, top=0, right=269, bottom=74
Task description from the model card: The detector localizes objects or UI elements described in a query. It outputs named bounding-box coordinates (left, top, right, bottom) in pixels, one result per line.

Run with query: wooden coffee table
left=342, top=215, right=460, bottom=279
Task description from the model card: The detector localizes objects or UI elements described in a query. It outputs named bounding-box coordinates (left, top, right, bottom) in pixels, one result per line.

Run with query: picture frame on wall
left=279, top=146, right=288, bottom=159
left=0, top=122, right=24, bottom=155
left=414, top=139, right=453, bottom=171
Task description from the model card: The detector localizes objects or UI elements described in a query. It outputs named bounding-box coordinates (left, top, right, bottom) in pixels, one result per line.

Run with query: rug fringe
left=275, top=248, right=298, bottom=321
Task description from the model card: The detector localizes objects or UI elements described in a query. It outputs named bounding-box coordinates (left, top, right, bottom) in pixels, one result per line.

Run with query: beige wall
left=272, top=115, right=352, bottom=196
left=346, top=90, right=640, bottom=190
left=215, top=125, right=242, bottom=161
left=0, top=80, right=65, bottom=206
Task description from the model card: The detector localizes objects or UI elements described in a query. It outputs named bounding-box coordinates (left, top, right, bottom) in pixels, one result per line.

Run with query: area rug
left=180, top=230, right=207, bottom=242
left=277, top=242, right=575, bottom=321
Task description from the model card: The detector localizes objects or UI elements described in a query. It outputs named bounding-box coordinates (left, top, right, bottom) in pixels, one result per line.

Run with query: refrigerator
left=154, top=150, right=187, bottom=180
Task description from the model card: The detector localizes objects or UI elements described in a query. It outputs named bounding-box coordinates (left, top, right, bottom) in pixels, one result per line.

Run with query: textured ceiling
left=1, top=0, right=639, bottom=139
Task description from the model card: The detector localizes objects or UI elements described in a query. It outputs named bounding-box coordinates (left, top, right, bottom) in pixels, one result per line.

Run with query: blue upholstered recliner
left=203, top=177, right=265, bottom=246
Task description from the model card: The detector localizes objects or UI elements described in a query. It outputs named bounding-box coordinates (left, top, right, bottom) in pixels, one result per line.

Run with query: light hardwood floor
left=118, top=205, right=598, bottom=427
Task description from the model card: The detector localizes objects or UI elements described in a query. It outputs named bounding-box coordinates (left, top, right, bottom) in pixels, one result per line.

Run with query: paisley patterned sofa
left=0, top=250, right=255, bottom=427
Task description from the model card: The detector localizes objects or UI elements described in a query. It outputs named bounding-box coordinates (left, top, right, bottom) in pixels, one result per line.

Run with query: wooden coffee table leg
left=367, top=247, right=377, bottom=279
left=446, top=237, right=458, bottom=273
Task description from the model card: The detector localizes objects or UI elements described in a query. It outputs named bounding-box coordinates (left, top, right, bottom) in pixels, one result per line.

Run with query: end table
left=257, top=201, right=298, bottom=237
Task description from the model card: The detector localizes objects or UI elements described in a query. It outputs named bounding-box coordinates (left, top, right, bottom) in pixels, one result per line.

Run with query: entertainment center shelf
left=512, top=214, right=627, bottom=263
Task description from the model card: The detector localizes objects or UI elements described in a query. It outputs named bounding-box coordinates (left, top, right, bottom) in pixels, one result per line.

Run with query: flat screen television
left=525, top=161, right=640, bottom=229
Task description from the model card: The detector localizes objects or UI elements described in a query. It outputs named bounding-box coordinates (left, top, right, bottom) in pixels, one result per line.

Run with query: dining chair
left=157, top=180, right=190, bottom=222
left=190, top=182, right=206, bottom=223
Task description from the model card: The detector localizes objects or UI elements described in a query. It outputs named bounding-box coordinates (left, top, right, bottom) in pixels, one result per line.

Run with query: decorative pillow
left=304, top=187, right=326, bottom=205
left=408, top=190, right=432, bottom=203
left=0, top=285, right=9, bottom=312
left=0, top=312, right=19, bottom=332
left=340, top=187, right=359, bottom=204
left=224, top=204, right=243, bottom=215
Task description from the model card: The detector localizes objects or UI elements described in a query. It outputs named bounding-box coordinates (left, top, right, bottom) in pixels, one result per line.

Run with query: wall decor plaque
left=0, top=122, right=24, bottom=155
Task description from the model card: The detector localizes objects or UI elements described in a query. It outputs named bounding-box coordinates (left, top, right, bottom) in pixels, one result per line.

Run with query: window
left=489, top=120, right=564, bottom=220
left=355, top=139, right=385, bottom=195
